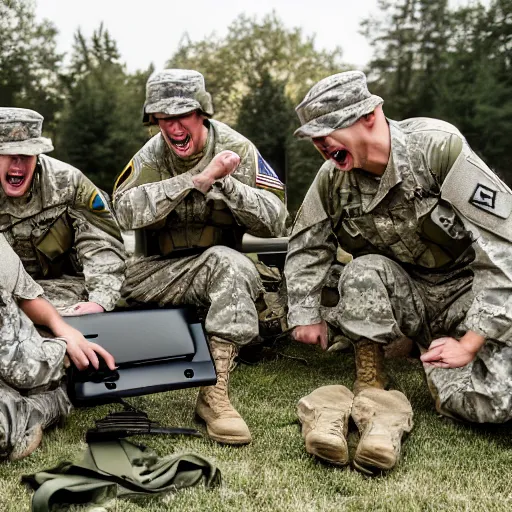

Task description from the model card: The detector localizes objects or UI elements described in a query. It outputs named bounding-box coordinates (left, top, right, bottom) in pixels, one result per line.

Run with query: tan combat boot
left=195, top=337, right=251, bottom=445
left=10, top=386, right=71, bottom=461
left=353, top=339, right=388, bottom=395
left=351, top=388, right=413, bottom=473
left=297, top=385, right=354, bottom=466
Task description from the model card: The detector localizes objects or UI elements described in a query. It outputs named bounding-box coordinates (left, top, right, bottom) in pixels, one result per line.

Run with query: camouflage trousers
left=0, top=290, right=72, bottom=456
left=37, top=276, right=88, bottom=313
left=324, top=254, right=512, bottom=424
left=122, top=246, right=263, bottom=345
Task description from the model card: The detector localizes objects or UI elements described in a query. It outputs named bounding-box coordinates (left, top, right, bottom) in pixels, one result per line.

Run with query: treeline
left=1, top=0, right=510, bottom=212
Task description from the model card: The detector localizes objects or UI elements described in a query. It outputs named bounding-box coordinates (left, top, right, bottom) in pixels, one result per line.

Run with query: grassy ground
left=1, top=343, right=511, bottom=511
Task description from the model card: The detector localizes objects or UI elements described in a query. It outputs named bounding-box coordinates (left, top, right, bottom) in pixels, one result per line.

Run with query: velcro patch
left=469, top=183, right=511, bottom=219
left=88, top=191, right=108, bottom=213
left=441, top=151, right=512, bottom=242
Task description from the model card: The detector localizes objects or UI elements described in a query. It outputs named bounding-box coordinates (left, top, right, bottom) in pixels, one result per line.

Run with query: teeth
left=171, top=134, right=190, bottom=148
left=7, top=175, right=23, bottom=185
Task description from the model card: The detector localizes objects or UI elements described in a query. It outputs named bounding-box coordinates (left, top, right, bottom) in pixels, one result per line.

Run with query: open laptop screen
left=64, top=309, right=196, bottom=366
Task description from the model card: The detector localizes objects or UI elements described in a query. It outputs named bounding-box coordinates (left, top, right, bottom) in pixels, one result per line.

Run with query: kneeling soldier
left=286, top=71, right=512, bottom=473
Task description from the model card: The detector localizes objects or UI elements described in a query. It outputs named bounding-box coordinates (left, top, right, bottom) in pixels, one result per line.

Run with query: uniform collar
left=358, top=119, right=408, bottom=212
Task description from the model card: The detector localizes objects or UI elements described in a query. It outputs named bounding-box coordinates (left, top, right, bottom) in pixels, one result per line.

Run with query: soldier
left=0, top=233, right=115, bottom=461
left=113, top=69, right=287, bottom=445
left=0, top=108, right=126, bottom=316
left=286, top=71, right=512, bottom=473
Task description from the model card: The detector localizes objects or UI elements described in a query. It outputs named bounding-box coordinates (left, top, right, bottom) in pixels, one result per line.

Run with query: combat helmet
left=142, top=69, right=214, bottom=125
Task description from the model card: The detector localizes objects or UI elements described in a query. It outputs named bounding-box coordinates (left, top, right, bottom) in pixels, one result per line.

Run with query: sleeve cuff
left=287, top=307, right=323, bottom=329
left=88, top=292, right=118, bottom=312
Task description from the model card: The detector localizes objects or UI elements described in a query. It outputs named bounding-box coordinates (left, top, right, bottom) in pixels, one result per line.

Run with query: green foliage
left=235, top=71, right=293, bottom=181
left=169, top=12, right=347, bottom=212
left=0, top=0, right=62, bottom=135
left=54, top=25, right=151, bottom=192
left=363, top=0, right=512, bottom=183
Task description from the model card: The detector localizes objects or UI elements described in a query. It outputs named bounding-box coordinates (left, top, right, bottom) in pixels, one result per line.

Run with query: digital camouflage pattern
left=0, top=234, right=71, bottom=458
left=143, top=69, right=214, bottom=124
left=0, top=154, right=126, bottom=311
left=286, top=117, right=512, bottom=423
left=123, top=247, right=263, bottom=345
left=114, top=119, right=287, bottom=345
left=294, top=71, right=383, bottom=139
left=0, top=108, right=53, bottom=155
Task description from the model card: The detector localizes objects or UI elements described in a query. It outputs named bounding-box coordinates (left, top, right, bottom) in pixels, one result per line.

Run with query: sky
left=35, top=0, right=379, bottom=72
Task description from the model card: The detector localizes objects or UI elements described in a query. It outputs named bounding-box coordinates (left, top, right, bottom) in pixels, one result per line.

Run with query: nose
left=164, top=119, right=183, bottom=132
left=10, top=156, right=23, bottom=168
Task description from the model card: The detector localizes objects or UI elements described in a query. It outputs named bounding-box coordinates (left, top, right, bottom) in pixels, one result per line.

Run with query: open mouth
left=331, top=149, right=349, bottom=166
left=169, top=134, right=191, bottom=149
left=6, top=172, right=26, bottom=187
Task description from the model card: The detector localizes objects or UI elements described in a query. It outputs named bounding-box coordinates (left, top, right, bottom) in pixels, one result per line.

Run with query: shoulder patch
left=469, top=183, right=510, bottom=218
left=113, top=159, right=134, bottom=194
left=255, top=153, right=284, bottom=192
left=88, top=190, right=108, bottom=213
left=441, top=151, right=512, bottom=241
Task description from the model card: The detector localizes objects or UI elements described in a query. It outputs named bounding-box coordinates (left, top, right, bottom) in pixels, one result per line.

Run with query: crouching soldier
left=0, top=108, right=126, bottom=316
left=286, top=71, right=512, bottom=473
left=0, top=233, right=115, bottom=460
left=113, top=69, right=287, bottom=445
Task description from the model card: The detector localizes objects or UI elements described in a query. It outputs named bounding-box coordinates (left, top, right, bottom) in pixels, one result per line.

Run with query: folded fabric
left=22, top=439, right=221, bottom=511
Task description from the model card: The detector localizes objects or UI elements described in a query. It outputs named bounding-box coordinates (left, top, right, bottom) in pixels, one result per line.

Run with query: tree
left=0, top=0, right=62, bottom=136
left=361, top=0, right=452, bottom=119
left=167, top=12, right=348, bottom=212
left=363, top=0, right=512, bottom=184
left=235, top=71, right=293, bottom=182
left=55, top=25, right=151, bottom=192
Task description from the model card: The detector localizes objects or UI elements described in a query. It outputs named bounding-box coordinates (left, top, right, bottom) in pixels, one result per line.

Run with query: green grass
left=1, top=343, right=511, bottom=511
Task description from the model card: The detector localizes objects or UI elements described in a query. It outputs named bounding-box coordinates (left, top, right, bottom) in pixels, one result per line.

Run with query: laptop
left=65, top=308, right=217, bottom=406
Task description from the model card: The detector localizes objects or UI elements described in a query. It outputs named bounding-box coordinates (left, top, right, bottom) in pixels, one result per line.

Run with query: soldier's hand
left=193, top=150, right=241, bottom=193
left=420, top=332, right=484, bottom=368
left=293, top=321, right=328, bottom=350
left=57, top=324, right=116, bottom=371
left=60, top=302, right=105, bottom=316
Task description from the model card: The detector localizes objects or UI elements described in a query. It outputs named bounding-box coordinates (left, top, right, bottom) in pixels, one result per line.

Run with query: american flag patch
left=255, top=154, right=284, bottom=190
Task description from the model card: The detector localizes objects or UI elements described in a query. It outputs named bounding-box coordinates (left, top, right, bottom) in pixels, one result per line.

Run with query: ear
left=362, top=111, right=376, bottom=129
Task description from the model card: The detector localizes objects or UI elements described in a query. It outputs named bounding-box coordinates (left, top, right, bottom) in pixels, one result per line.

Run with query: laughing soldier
left=113, top=69, right=287, bottom=445
left=0, top=108, right=126, bottom=316
left=285, top=71, right=512, bottom=473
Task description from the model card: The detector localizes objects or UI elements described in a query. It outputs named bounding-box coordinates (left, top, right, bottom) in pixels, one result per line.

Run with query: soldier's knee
left=441, top=389, right=512, bottom=424
left=204, top=246, right=261, bottom=286
left=340, top=254, right=396, bottom=289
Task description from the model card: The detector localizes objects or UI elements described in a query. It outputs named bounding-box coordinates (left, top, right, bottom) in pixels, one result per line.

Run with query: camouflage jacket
left=0, top=155, right=126, bottom=311
left=285, top=118, right=512, bottom=342
left=113, top=120, right=287, bottom=256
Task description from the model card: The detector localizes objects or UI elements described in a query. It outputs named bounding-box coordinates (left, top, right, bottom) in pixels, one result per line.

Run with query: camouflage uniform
left=0, top=108, right=126, bottom=312
left=114, top=71, right=287, bottom=346
left=0, top=233, right=71, bottom=458
left=287, top=72, right=512, bottom=424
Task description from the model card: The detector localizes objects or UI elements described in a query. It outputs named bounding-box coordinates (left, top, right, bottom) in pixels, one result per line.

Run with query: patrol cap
left=143, top=69, right=214, bottom=124
left=0, top=108, right=54, bottom=155
left=294, top=71, right=383, bottom=139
